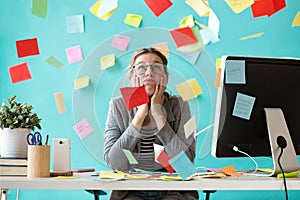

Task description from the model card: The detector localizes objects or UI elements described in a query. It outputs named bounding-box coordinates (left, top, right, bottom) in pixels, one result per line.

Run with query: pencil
left=45, top=135, right=49, bottom=145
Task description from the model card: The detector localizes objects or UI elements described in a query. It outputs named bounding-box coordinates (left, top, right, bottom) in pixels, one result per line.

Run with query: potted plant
left=0, top=96, right=42, bottom=158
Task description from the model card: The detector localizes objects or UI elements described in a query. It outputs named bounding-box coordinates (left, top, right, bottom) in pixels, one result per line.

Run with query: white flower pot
left=0, top=128, right=31, bottom=158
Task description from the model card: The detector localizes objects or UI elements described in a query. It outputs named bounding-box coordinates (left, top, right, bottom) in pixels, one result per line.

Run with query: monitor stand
left=264, top=108, right=300, bottom=176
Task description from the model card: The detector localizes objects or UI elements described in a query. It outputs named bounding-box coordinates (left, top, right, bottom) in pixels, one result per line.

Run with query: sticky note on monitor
left=225, top=60, right=246, bottom=84
left=66, top=45, right=84, bottom=64
left=122, top=149, right=138, bottom=164
left=54, top=92, right=66, bottom=114
left=184, top=115, right=197, bottom=139
left=144, top=0, right=173, bottom=17
left=111, top=35, right=131, bottom=51
left=176, top=79, right=203, bottom=101
left=232, top=92, right=256, bottom=120
left=101, top=53, right=116, bottom=70
left=66, top=15, right=84, bottom=33
left=120, top=86, right=149, bottom=110
left=8, top=62, right=32, bottom=84
left=74, top=76, right=89, bottom=90
left=124, top=14, right=143, bottom=28
left=16, top=38, right=40, bottom=58
left=169, top=151, right=196, bottom=180
left=73, top=118, right=94, bottom=139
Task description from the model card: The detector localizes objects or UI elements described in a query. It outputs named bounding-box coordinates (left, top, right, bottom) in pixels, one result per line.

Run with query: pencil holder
left=27, top=145, right=50, bottom=178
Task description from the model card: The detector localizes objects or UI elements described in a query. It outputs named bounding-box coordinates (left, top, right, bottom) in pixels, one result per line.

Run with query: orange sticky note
left=170, top=27, right=198, bottom=48
left=221, top=166, right=242, bottom=176
left=54, top=92, right=66, bottom=114
left=9, top=62, right=32, bottom=84
left=16, top=38, right=40, bottom=58
left=120, top=86, right=149, bottom=110
left=214, top=67, right=221, bottom=88
left=144, top=0, right=173, bottom=17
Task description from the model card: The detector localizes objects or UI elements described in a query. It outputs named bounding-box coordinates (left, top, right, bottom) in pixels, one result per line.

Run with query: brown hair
left=129, top=48, right=168, bottom=76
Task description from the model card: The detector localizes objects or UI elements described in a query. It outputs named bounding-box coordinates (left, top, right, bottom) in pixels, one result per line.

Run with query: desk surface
left=1, top=173, right=300, bottom=191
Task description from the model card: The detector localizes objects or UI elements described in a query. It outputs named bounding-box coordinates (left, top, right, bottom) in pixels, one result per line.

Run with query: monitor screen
left=212, top=55, right=300, bottom=158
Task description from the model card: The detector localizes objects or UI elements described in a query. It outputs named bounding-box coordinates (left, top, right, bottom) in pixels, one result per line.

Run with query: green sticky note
left=45, top=56, right=64, bottom=68
left=32, top=0, right=47, bottom=18
left=122, top=149, right=138, bottom=164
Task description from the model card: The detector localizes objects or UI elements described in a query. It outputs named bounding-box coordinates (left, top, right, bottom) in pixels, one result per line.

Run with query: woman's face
left=130, top=53, right=168, bottom=96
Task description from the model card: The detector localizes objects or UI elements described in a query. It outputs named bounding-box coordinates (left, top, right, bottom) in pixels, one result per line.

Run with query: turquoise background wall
left=1, top=0, right=300, bottom=199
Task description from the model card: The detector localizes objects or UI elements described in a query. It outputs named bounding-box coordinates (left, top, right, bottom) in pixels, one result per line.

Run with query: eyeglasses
left=132, top=63, right=165, bottom=75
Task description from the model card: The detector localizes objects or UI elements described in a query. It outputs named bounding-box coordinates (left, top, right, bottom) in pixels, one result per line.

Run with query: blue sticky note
left=225, top=60, right=246, bottom=84
left=66, top=15, right=84, bottom=33
left=169, top=151, right=196, bottom=180
left=232, top=92, right=256, bottom=120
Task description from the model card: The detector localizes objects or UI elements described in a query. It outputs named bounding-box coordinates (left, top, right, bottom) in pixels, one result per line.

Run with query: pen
left=45, top=135, right=49, bottom=145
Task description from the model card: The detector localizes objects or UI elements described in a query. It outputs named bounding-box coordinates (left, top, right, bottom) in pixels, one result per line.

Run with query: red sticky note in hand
left=16, top=38, right=40, bottom=58
left=9, top=62, right=32, bottom=84
left=157, top=150, right=174, bottom=174
left=170, top=27, right=198, bottom=48
left=120, top=86, right=149, bottom=110
left=144, top=0, right=173, bottom=17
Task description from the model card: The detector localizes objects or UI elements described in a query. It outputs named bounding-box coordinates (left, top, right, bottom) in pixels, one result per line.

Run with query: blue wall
left=1, top=0, right=299, bottom=199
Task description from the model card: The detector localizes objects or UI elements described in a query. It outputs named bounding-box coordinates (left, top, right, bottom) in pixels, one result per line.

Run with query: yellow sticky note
left=89, top=0, right=117, bottom=20
left=74, top=76, right=89, bottom=90
left=124, top=14, right=143, bottom=28
left=179, top=15, right=195, bottom=28
left=54, top=92, right=66, bottom=114
left=185, top=0, right=210, bottom=17
left=225, top=0, right=254, bottom=14
left=100, top=53, right=115, bottom=70
left=176, top=79, right=203, bottom=101
left=216, top=58, right=221, bottom=70
left=184, top=115, right=197, bottom=139
left=151, top=42, right=169, bottom=58
left=292, top=12, right=300, bottom=27
left=239, top=32, right=264, bottom=40
left=99, top=171, right=125, bottom=179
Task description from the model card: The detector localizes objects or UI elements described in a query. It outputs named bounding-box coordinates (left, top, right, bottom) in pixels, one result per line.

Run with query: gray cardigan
left=104, top=92, right=196, bottom=171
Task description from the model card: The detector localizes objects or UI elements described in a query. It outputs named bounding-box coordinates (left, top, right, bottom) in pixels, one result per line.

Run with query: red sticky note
left=157, top=150, right=174, bottom=174
left=144, top=0, right=173, bottom=17
left=251, top=0, right=286, bottom=18
left=16, top=38, right=40, bottom=58
left=120, top=86, right=149, bottom=110
left=8, top=62, right=32, bottom=84
left=170, top=27, right=198, bottom=48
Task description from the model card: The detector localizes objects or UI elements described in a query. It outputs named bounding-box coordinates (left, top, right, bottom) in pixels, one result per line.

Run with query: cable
left=277, top=135, right=288, bottom=200
left=233, top=146, right=258, bottom=174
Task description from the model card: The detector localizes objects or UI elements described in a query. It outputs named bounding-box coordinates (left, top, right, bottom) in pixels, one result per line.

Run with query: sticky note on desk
left=74, top=76, right=89, bottom=90
left=225, top=60, right=246, bottom=84
left=232, top=92, right=256, bottom=120
left=169, top=151, right=196, bottom=180
left=176, top=79, right=203, bottom=101
left=9, top=62, right=32, bottom=84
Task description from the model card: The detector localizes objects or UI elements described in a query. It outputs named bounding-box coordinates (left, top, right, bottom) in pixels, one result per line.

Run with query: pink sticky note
left=66, top=45, right=84, bottom=64
left=73, top=119, right=94, bottom=139
left=8, top=62, right=32, bottom=84
left=111, top=34, right=131, bottom=51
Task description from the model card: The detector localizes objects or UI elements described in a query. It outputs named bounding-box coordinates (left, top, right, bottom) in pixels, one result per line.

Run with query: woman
left=104, top=48, right=198, bottom=200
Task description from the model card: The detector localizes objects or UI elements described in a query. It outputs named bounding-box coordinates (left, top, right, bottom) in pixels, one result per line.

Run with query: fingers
left=134, top=75, right=143, bottom=87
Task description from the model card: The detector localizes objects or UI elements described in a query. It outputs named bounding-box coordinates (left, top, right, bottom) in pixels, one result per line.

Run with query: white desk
left=1, top=174, right=300, bottom=199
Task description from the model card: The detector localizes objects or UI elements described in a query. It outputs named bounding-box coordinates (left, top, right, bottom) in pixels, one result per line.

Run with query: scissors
left=27, top=132, right=42, bottom=145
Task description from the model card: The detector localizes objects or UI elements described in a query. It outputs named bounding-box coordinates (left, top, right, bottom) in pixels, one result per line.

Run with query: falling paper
left=239, top=32, right=264, bottom=40
left=45, top=56, right=64, bottom=68
left=184, top=115, right=197, bottom=139
left=8, top=62, right=32, bottom=84
left=122, top=149, right=138, bottom=164
left=185, top=0, right=210, bottom=16
left=176, top=79, right=203, bottom=101
left=66, top=15, right=84, bottom=33
left=170, top=26, right=198, bottom=48
left=120, top=86, right=149, bottom=110
left=32, top=0, right=47, bottom=18
left=144, top=0, right=173, bottom=17
left=16, top=38, right=40, bottom=58
left=156, top=150, right=174, bottom=173
left=169, top=151, right=196, bottom=180
left=207, top=9, right=220, bottom=43
left=225, top=0, right=254, bottom=14
left=232, top=92, right=256, bottom=120
left=111, top=35, right=131, bottom=51
left=73, top=118, right=94, bottom=139
left=90, top=0, right=118, bottom=20
left=151, top=42, right=169, bottom=58
left=292, top=12, right=300, bottom=27
left=124, top=14, right=143, bottom=28
left=177, top=26, right=203, bottom=53
left=179, top=15, right=195, bottom=28
left=66, top=45, right=84, bottom=64
left=100, top=53, right=116, bottom=70
left=74, top=76, right=89, bottom=90
left=154, top=143, right=164, bottom=162
left=54, top=92, right=66, bottom=114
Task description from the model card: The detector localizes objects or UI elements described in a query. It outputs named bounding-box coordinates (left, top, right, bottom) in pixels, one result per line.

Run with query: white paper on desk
left=154, top=144, right=164, bottom=162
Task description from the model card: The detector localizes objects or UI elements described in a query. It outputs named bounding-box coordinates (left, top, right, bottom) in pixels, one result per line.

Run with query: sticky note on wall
left=111, top=35, right=131, bottom=51
left=73, top=118, right=94, bottom=139
left=8, top=62, right=32, bottom=84
left=176, top=79, right=203, bottom=101
left=54, top=92, right=66, bottom=114
left=124, top=14, right=143, bottom=28
left=74, top=76, right=89, bottom=90
left=16, top=38, right=40, bottom=58
left=101, top=53, right=116, bottom=70
left=65, top=45, right=84, bottom=64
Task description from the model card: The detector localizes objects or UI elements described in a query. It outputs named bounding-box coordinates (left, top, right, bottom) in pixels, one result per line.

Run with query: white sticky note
left=184, top=115, right=197, bottom=139
left=74, top=76, right=89, bottom=90
left=153, top=144, right=164, bottom=162
left=54, top=92, right=66, bottom=114
left=66, top=15, right=84, bottom=33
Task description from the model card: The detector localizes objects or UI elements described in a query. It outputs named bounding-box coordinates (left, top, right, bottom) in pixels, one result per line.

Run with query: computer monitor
left=212, top=55, right=300, bottom=176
